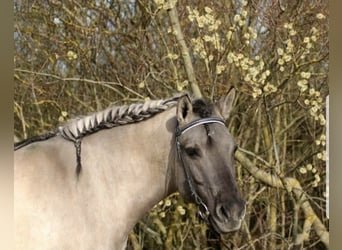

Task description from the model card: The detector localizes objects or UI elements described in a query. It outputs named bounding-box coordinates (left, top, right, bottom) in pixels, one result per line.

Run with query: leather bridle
left=175, top=117, right=226, bottom=221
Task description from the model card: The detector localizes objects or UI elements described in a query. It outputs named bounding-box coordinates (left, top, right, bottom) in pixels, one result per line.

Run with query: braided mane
left=59, top=95, right=181, bottom=142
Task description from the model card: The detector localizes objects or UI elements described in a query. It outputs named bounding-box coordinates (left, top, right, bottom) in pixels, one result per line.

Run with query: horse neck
left=80, top=106, right=178, bottom=233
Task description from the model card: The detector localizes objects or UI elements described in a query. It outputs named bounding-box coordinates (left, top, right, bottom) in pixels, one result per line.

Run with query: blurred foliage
left=14, top=0, right=328, bottom=249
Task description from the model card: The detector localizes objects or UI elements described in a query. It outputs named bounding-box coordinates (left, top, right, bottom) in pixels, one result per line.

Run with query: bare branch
left=167, top=5, right=202, bottom=98
left=236, top=150, right=329, bottom=248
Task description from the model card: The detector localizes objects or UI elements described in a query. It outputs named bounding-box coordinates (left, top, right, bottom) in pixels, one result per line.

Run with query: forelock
left=192, top=99, right=214, bottom=118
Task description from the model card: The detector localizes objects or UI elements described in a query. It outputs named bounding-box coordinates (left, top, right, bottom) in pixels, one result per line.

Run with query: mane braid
left=14, top=131, right=58, bottom=151
left=59, top=96, right=181, bottom=141
left=58, top=95, right=183, bottom=176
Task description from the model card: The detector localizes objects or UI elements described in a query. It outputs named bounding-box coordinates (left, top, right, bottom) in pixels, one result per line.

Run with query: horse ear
left=216, top=87, right=236, bottom=120
left=177, top=94, right=193, bottom=125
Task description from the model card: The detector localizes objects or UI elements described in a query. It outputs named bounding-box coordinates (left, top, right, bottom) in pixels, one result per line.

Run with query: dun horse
left=14, top=88, right=245, bottom=249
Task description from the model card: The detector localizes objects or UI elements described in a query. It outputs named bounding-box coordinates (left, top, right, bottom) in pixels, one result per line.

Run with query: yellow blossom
left=277, top=48, right=284, bottom=55
left=322, top=150, right=327, bottom=161
left=167, top=53, right=179, bottom=60
left=138, top=81, right=145, bottom=88
left=263, top=83, right=277, bottom=93
left=177, top=205, right=186, bottom=215
left=237, top=53, right=244, bottom=60
left=309, top=88, right=315, bottom=95
left=298, top=79, right=308, bottom=86
left=316, top=13, right=326, bottom=19
left=299, top=167, right=307, bottom=174
left=286, top=39, right=294, bottom=52
left=310, top=106, right=318, bottom=113
left=244, top=74, right=251, bottom=82
left=241, top=0, right=248, bottom=7
left=311, top=35, right=317, bottom=42
left=204, top=6, right=213, bottom=13
left=154, top=0, right=164, bottom=8
left=165, top=199, right=172, bottom=206
left=289, top=30, right=297, bottom=36
left=244, top=33, right=250, bottom=39
left=216, top=65, right=226, bottom=75
left=278, top=58, right=284, bottom=65
left=227, top=52, right=234, bottom=63
left=234, top=14, right=241, bottom=22
left=300, top=72, right=311, bottom=79
left=283, top=54, right=292, bottom=62
left=238, top=20, right=245, bottom=26
left=226, top=30, right=233, bottom=41
left=67, top=50, right=77, bottom=60
left=203, top=35, right=213, bottom=42
left=306, top=164, right=313, bottom=171
left=317, top=152, right=322, bottom=159
left=311, top=27, right=318, bottom=34
left=303, top=37, right=310, bottom=43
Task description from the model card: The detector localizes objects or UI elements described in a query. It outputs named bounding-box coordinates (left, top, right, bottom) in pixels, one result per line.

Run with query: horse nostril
left=216, top=202, right=246, bottom=222
left=216, top=204, right=231, bottom=221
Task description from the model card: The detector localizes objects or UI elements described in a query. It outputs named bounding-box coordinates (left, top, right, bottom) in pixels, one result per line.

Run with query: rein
left=175, top=117, right=226, bottom=222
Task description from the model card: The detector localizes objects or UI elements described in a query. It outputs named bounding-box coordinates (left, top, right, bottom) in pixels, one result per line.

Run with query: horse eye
left=185, top=147, right=200, bottom=158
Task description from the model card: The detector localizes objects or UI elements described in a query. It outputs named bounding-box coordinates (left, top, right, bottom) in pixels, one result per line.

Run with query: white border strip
left=326, top=95, right=329, bottom=219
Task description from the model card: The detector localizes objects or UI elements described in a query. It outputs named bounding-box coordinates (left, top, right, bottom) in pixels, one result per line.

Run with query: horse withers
left=14, top=88, right=245, bottom=249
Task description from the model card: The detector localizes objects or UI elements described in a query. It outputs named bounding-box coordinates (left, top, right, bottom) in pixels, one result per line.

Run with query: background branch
left=167, top=4, right=202, bottom=98
left=236, top=150, right=329, bottom=248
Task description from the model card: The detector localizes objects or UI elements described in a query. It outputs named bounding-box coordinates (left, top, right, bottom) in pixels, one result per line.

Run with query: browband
left=175, top=117, right=226, bottom=137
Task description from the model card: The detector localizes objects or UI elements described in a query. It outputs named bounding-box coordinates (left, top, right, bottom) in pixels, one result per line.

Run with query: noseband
left=175, top=117, right=226, bottom=221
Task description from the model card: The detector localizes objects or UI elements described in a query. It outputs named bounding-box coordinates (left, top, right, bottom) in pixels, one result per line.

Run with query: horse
left=14, top=88, right=246, bottom=249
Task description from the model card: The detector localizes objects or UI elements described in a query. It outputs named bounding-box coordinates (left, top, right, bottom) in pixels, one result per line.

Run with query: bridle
left=175, top=117, right=226, bottom=221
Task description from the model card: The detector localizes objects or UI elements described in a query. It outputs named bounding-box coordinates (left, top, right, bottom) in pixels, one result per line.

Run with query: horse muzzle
left=210, top=200, right=246, bottom=233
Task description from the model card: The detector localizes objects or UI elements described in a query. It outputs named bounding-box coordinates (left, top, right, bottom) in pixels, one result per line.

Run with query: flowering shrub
left=14, top=0, right=328, bottom=248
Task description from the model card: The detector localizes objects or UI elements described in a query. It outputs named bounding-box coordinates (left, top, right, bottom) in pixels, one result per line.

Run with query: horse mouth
left=209, top=216, right=243, bottom=234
